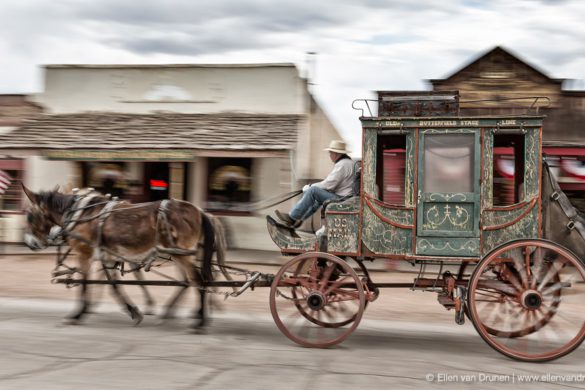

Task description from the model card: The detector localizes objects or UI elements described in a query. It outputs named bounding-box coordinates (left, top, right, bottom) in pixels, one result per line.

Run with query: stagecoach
left=266, top=92, right=585, bottom=362
left=36, top=92, right=585, bottom=363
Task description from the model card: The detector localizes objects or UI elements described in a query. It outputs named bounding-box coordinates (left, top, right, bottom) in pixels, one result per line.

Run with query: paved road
left=1, top=297, right=585, bottom=390
left=2, top=254, right=585, bottom=389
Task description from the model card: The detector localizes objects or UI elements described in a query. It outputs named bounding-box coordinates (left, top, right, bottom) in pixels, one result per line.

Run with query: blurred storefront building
left=0, top=95, right=43, bottom=243
left=0, top=64, right=342, bottom=249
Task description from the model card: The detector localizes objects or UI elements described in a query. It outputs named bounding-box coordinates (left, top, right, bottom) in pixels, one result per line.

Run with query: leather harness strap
left=63, top=192, right=101, bottom=233
left=156, top=199, right=175, bottom=247
left=94, top=199, right=119, bottom=261
left=545, top=163, right=585, bottom=238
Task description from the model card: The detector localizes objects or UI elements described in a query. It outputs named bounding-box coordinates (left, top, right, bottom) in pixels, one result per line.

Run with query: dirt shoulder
left=0, top=254, right=457, bottom=325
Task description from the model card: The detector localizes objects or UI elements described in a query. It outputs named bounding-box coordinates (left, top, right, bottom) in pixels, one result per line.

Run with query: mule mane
left=37, top=191, right=78, bottom=214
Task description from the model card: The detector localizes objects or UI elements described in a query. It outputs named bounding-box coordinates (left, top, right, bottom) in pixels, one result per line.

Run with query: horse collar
left=63, top=192, right=100, bottom=232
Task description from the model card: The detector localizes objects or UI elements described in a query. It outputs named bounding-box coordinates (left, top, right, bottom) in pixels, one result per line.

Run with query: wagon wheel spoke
left=328, top=290, right=362, bottom=302
left=480, top=301, right=507, bottom=327
left=508, top=248, right=529, bottom=290
left=311, top=263, right=323, bottom=289
left=541, top=279, right=568, bottom=296
left=321, top=305, right=336, bottom=321
left=536, top=304, right=557, bottom=323
left=475, top=299, right=504, bottom=303
left=531, top=247, right=545, bottom=290
left=318, top=262, right=338, bottom=293
left=538, top=259, right=566, bottom=292
left=324, top=276, right=351, bottom=296
left=474, top=287, right=510, bottom=301
left=506, top=258, right=524, bottom=291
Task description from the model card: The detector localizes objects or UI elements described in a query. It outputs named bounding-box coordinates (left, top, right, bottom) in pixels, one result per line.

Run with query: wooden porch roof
left=0, top=112, right=301, bottom=150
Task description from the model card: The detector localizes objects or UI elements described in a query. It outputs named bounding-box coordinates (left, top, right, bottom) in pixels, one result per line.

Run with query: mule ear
left=53, top=184, right=60, bottom=193
left=62, top=182, right=74, bottom=194
left=22, top=184, right=39, bottom=205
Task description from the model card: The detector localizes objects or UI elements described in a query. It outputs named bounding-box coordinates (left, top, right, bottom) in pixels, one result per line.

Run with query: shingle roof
left=0, top=112, right=301, bottom=150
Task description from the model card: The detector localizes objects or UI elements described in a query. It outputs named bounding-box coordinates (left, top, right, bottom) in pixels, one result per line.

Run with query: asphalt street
left=1, top=253, right=585, bottom=389
left=2, top=297, right=585, bottom=390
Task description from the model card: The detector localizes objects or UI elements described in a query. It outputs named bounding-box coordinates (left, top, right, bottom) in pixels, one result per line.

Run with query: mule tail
left=201, top=212, right=215, bottom=283
left=209, top=215, right=234, bottom=286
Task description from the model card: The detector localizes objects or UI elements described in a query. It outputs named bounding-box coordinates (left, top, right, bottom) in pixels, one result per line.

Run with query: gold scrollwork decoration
left=423, top=204, right=470, bottom=230
left=428, top=193, right=468, bottom=202
left=417, top=239, right=478, bottom=253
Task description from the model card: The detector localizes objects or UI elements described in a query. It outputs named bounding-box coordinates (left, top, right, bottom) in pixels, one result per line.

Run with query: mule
left=22, top=186, right=218, bottom=330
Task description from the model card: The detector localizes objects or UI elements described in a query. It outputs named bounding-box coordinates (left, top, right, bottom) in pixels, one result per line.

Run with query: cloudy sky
left=1, top=0, right=584, bottom=152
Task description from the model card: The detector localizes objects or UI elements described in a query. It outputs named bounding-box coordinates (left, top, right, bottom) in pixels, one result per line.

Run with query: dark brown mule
left=542, top=161, right=585, bottom=260
left=22, top=186, right=216, bottom=329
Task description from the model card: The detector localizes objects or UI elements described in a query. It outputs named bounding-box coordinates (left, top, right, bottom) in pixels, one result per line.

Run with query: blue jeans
left=290, top=186, right=339, bottom=222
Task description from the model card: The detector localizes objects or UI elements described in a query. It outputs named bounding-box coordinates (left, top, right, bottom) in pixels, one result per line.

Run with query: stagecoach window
left=493, top=134, right=525, bottom=205
left=424, top=134, right=475, bottom=193
left=377, top=134, right=407, bottom=205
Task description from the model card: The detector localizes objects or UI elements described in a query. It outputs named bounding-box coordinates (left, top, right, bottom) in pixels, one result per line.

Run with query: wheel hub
left=307, top=291, right=326, bottom=311
left=520, top=290, right=543, bottom=310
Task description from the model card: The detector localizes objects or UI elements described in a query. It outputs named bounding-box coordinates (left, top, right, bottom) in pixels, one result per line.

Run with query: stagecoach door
left=416, top=130, right=481, bottom=256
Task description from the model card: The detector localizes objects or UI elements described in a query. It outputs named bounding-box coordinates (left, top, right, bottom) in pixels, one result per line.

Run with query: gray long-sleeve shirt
left=312, top=157, right=355, bottom=197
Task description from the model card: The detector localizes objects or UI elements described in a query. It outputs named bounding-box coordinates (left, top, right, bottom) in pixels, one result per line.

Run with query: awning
left=0, top=112, right=301, bottom=152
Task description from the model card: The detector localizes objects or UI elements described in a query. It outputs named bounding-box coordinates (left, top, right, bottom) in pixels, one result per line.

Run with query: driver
left=275, top=140, right=354, bottom=228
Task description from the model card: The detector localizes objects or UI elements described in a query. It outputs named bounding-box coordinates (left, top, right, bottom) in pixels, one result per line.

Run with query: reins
left=241, top=190, right=303, bottom=212
left=63, top=190, right=302, bottom=227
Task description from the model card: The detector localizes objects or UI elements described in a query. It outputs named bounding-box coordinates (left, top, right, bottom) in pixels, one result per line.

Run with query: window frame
left=0, top=159, right=24, bottom=213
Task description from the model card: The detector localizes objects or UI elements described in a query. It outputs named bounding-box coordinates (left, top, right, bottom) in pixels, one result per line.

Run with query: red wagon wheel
left=468, top=239, right=585, bottom=362
left=269, top=252, right=366, bottom=348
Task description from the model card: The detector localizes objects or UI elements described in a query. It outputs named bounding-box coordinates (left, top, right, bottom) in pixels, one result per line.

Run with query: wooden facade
left=430, top=46, right=585, bottom=143
left=0, top=95, right=42, bottom=126
left=0, top=95, right=43, bottom=214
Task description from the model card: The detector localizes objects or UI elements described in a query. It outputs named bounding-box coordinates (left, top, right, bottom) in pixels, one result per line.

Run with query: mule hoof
left=190, top=326, right=207, bottom=335
left=132, top=314, right=144, bottom=326
left=190, top=317, right=207, bottom=330
left=130, top=309, right=144, bottom=326
left=153, top=317, right=167, bottom=326
left=160, top=311, right=176, bottom=320
left=63, top=318, right=82, bottom=326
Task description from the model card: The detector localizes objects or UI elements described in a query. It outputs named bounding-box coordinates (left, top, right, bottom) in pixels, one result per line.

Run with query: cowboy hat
left=324, top=140, right=350, bottom=154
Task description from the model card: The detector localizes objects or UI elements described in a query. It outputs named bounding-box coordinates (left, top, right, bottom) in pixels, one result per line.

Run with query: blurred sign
left=45, top=150, right=194, bottom=161
left=150, top=179, right=168, bottom=190
left=0, top=169, right=11, bottom=195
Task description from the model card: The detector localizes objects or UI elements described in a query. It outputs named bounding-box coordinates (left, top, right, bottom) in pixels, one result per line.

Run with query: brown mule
left=22, top=186, right=217, bottom=330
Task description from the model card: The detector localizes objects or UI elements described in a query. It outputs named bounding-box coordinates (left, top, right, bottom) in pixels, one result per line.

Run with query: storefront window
left=84, top=162, right=128, bottom=198
left=81, top=161, right=177, bottom=203
left=207, top=158, right=252, bottom=213
left=143, top=162, right=170, bottom=201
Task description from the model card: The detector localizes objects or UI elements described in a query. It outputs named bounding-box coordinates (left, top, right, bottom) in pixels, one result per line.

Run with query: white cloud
left=0, top=0, right=584, bottom=152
